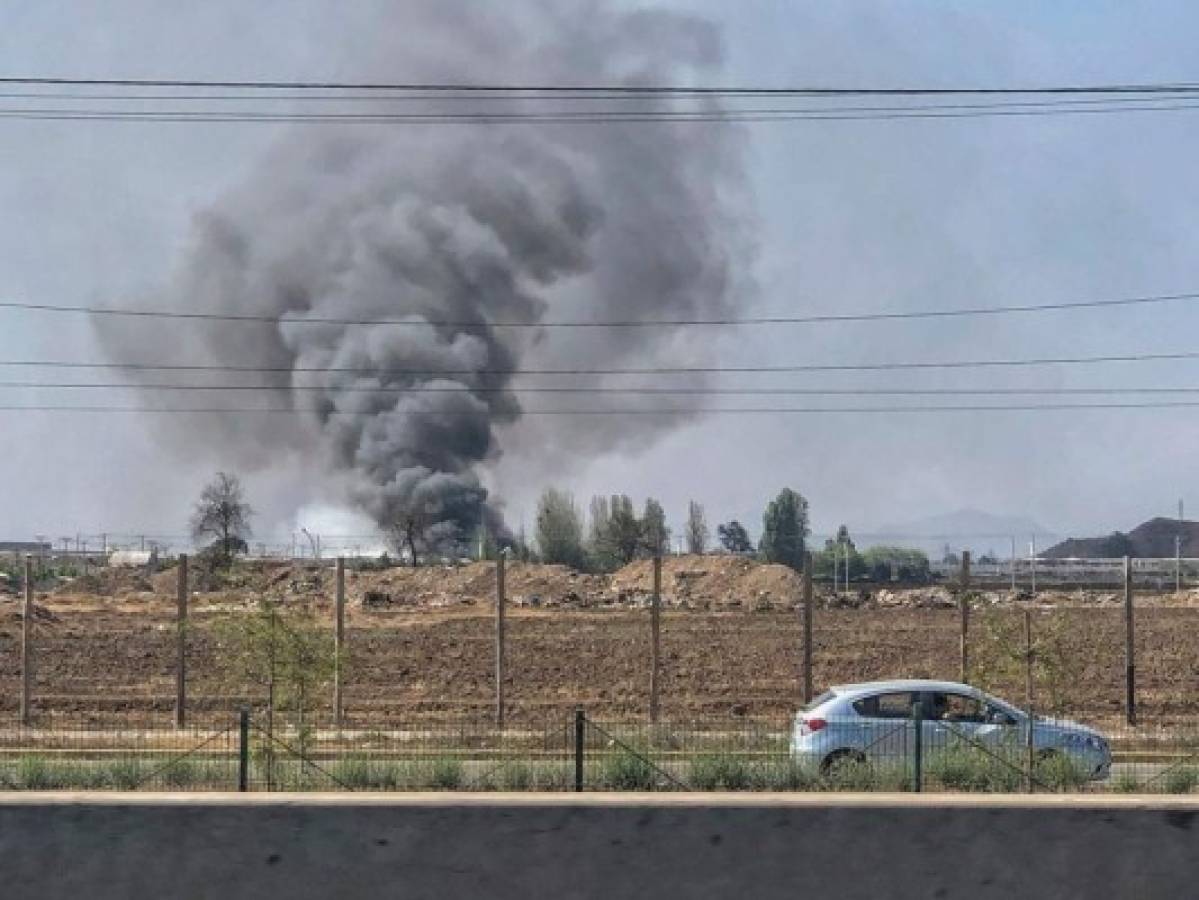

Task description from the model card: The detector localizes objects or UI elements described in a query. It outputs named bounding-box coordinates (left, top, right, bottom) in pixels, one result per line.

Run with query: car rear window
left=853, top=691, right=916, bottom=719
left=803, top=690, right=836, bottom=711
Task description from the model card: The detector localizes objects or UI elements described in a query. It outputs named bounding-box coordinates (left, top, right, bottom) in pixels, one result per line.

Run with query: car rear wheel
left=821, top=749, right=867, bottom=776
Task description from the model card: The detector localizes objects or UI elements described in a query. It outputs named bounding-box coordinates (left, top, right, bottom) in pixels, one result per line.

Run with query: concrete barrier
left=1, top=793, right=1197, bottom=899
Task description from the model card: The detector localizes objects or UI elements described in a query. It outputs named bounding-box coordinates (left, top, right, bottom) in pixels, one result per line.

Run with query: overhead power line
left=4, top=349, right=1199, bottom=376
left=2, top=76, right=1199, bottom=96
left=2, top=289, right=1196, bottom=328
left=4, top=93, right=1197, bottom=109
left=7, top=102, right=1199, bottom=125
left=4, top=401, right=1199, bottom=415
left=10, top=381, right=1199, bottom=397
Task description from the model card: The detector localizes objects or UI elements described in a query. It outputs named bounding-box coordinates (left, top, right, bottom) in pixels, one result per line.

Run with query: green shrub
left=599, top=750, right=658, bottom=791
left=428, top=757, right=464, bottom=791
left=821, top=757, right=879, bottom=791
left=1112, top=772, right=1142, bottom=793
left=16, top=755, right=55, bottom=790
left=530, top=763, right=572, bottom=791
left=690, top=754, right=753, bottom=791
left=333, top=755, right=398, bottom=790
left=497, top=761, right=532, bottom=791
left=160, top=759, right=198, bottom=789
left=1162, top=767, right=1199, bottom=795
left=753, top=758, right=822, bottom=792
left=1035, top=753, right=1089, bottom=792
left=105, top=759, right=145, bottom=790
left=927, top=747, right=1023, bottom=793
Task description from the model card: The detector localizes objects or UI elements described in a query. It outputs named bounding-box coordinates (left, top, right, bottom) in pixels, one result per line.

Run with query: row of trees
left=188, top=471, right=930, bottom=579
left=532, top=486, right=818, bottom=573
left=533, top=490, right=674, bottom=571
left=812, top=526, right=932, bottom=582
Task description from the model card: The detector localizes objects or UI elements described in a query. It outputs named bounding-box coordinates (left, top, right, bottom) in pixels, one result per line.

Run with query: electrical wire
left=4, top=401, right=1199, bottom=415
left=8, top=381, right=1199, bottom=396
left=3, top=76, right=1199, bottom=96
left=7, top=102, right=1199, bottom=124
left=3, top=350, right=1199, bottom=376
left=2, top=289, right=1196, bottom=328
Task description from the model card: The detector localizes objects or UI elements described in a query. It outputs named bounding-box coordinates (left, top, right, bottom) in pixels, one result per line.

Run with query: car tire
left=821, top=749, right=867, bottom=775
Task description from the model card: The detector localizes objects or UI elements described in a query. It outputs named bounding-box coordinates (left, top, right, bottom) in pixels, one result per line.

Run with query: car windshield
left=982, top=693, right=1026, bottom=721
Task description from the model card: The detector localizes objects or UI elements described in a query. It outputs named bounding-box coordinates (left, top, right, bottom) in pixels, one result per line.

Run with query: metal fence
left=1, top=709, right=1198, bottom=793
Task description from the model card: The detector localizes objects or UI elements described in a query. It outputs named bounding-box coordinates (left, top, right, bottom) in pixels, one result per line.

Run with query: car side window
left=984, top=703, right=1018, bottom=726
left=932, top=692, right=985, bottom=723
left=853, top=692, right=915, bottom=719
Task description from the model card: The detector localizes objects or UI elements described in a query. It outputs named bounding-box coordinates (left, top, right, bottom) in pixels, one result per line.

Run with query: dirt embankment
left=39, top=554, right=1199, bottom=615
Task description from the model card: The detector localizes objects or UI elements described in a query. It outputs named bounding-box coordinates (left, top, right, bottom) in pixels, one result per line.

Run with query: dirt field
left=1, top=557, right=1197, bottom=728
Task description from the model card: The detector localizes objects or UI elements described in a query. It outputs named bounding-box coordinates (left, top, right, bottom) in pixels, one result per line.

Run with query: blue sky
left=3, top=1, right=1199, bottom=548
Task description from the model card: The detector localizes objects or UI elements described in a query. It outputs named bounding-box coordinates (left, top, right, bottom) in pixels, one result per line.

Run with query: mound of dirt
left=610, top=555, right=805, bottom=611
left=55, top=568, right=158, bottom=597
left=348, top=562, right=609, bottom=610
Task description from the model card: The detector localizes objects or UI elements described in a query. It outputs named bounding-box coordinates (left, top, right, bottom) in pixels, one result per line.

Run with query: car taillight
left=804, top=717, right=827, bottom=733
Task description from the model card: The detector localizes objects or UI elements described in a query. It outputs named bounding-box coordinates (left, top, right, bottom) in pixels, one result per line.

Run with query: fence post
left=238, top=707, right=250, bottom=792
left=911, top=700, right=924, bottom=793
left=574, top=708, right=585, bottom=793
left=1124, top=556, right=1136, bottom=726
left=802, top=551, right=814, bottom=704
left=334, top=556, right=345, bottom=728
left=649, top=554, right=661, bottom=724
left=20, top=555, right=33, bottom=726
left=1024, top=610, right=1035, bottom=793
left=495, top=552, right=506, bottom=730
left=959, top=550, right=971, bottom=684
left=174, top=553, right=188, bottom=728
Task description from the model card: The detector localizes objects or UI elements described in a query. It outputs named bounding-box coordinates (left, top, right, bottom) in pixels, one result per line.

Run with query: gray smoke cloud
left=95, top=0, right=753, bottom=552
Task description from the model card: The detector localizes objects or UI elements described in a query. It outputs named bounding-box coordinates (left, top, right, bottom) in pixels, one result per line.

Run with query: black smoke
left=95, top=0, right=753, bottom=553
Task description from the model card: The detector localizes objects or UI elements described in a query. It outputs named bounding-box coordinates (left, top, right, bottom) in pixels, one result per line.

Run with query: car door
left=851, top=691, right=918, bottom=763
left=973, top=700, right=1022, bottom=762
left=924, top=691, right=988, bottom=753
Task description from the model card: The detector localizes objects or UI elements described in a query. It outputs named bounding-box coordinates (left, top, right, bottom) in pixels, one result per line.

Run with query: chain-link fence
left=1, top=709, right=1198, bottom=793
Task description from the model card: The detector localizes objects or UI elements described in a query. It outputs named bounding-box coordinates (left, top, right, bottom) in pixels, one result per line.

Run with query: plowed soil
left=1, top=557, right=1197, bottom=727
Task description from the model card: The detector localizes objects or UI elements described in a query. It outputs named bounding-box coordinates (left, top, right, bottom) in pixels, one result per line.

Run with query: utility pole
left=649, top=554, right=662, bottom=724
left=1030, top=536, right=1037, bottom=596
left=1176, top=535, right=1183, bottom=595
left=959, top=550, right=971, bottom=684
left=1124, top=556, right=1136, bottom=726
left=844, top=544, right=850, bottom=594
left=175, top=554, right=188, bottom=728
left=1177, top=498, right=1185, bottom=595
left=495, top=551, right=507, bottom=729
left=1010, top=535, right=1017, bottom=593
left=1024, top=610, right=1035, bottom=792
left=802, top=552, right=814, bottom=704
left=20, top=555, right=33, bottom=726
left=334, top=557, right=346, bottom=727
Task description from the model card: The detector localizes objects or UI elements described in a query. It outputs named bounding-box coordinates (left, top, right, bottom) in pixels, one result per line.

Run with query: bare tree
left=190, top=472, right=254, bottom=564
left=685, top=500, right=709, bottom=555
left=388, top=498, right=437, bottom=568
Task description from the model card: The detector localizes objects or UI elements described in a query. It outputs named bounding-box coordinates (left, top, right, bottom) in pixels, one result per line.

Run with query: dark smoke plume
left=96, top=1, right=753, bottom=553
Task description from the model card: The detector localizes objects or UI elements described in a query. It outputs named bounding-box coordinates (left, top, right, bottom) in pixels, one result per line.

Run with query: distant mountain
left=871, top=508, right=1056, bottom=541
left=1043, top=517, right=1198, bottom=559
left=851, top=509, right=1057, bottom=559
